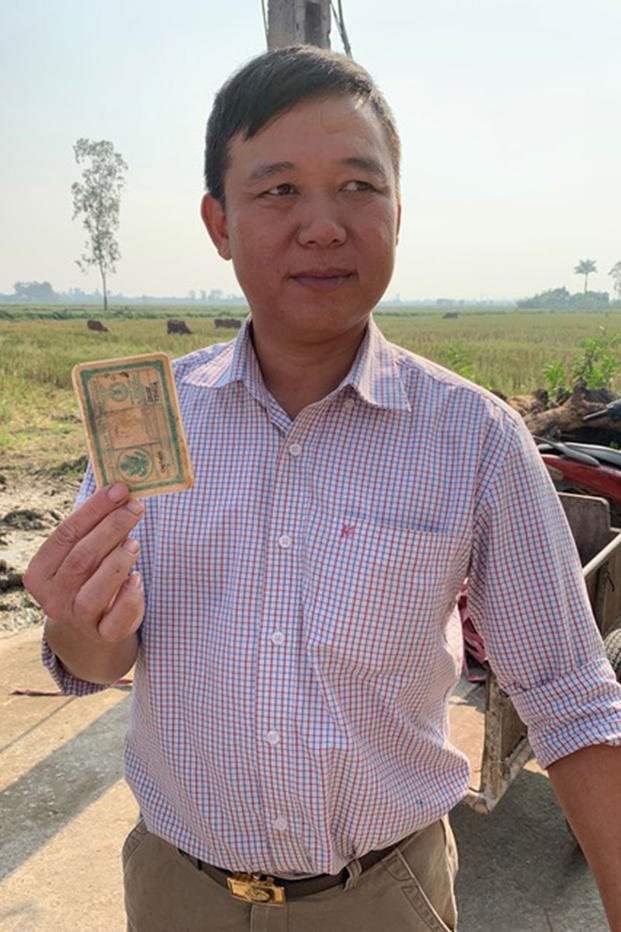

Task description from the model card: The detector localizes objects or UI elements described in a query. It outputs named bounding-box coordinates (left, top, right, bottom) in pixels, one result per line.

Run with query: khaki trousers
left=123, top=817, right=458, bottom=931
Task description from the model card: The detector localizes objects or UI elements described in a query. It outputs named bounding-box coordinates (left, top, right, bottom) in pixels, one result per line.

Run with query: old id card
left=72, top=352, right=194, bottom=496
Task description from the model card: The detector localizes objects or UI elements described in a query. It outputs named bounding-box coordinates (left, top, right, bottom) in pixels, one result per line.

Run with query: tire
left=604, top=627, right=621, bottom=683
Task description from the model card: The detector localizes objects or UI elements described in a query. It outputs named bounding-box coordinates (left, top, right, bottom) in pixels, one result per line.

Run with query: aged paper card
left=72, top=352, right=194, bottom=496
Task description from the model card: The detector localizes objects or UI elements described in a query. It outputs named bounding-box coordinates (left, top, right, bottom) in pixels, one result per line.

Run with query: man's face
left=202, top=94, right=401, bottom=347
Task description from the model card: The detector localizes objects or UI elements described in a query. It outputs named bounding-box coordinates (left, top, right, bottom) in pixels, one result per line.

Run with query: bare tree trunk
left=100, top=265, right=108, bottom=312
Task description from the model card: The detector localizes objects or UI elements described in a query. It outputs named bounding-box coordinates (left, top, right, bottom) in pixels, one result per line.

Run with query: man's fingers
left=29, top=497, right=144, bottom=615
left=71, top=537, right=141, bottom=625
left=25, top=483, right=132, bottom=589
left=97, top=573, right=145, bottom=642
left=53, top=500, right=144, bottom=591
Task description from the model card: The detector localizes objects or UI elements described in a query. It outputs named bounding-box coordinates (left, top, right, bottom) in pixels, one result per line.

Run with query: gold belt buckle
left=227, top=872, right=286, bottom=907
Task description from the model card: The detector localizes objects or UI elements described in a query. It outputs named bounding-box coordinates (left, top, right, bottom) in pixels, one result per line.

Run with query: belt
left=179, top=835, right=406, bottom=906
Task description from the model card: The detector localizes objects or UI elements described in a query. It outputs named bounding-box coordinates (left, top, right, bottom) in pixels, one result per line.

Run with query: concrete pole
left=267, top=0, right=331, bottom=50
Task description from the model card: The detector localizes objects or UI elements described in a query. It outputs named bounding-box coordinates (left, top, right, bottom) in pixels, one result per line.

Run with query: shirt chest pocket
left=302, top=515, right=464, bottom=675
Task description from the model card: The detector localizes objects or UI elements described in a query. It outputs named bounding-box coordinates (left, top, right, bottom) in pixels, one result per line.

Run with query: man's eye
left=342, top=180, right=375, bottom=193
left=264, top=183, right=296, bottom=196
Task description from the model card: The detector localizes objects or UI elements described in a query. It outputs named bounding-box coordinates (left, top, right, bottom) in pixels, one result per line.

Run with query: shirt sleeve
left=467, top=409, right=621, bottom=769
left=41, top=465, right=122, bottom=696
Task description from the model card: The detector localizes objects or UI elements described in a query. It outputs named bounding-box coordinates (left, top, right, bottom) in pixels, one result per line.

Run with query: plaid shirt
left=44, top=319, right=621, bottom=876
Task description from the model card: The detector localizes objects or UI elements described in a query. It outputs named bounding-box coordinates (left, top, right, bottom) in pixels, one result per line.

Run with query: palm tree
left=574, top=259, right=597, bottom=293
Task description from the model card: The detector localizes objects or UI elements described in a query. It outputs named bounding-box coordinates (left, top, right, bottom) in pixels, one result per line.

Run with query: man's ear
left=201, top=193, right=231, bottom=260
left=395, top=200, right=402, bottom=246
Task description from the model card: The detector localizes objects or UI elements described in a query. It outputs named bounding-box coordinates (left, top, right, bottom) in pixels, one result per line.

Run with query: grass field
left=1, top=306, right=620, bottom=467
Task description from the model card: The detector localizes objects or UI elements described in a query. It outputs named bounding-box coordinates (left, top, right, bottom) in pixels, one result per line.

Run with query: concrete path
left=0, top=628, right=134, bottom=932
left=0, top=628, right=608, bottom=931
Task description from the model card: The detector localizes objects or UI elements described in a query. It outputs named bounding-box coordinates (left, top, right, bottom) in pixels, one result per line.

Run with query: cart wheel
left=604, top=627, right=621, bottom=683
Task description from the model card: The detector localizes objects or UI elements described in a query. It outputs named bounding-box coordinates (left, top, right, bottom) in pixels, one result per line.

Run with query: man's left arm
left=548, top=744, right=621, bottom=931
left=466, top=405, right=621, bottom=925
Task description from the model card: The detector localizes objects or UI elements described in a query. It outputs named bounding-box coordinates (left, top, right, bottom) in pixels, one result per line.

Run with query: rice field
left=1, top=306, right=620, bottom=466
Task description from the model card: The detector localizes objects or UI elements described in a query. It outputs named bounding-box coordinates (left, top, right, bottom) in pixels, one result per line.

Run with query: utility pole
left=267, top=0, right=331, bottom=50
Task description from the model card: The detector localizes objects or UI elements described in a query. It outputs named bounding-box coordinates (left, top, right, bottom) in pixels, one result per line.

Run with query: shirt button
left=266, top=730, right=280, bottom=746
left=288, top=443, right=302, bottom=457
left=278, top=534, right=292, bottom=549
left=270, top=630, right=285, bottom=646
left=343, top=398, right=355, bottom=411
left=273, top=816, right=288, bottom=832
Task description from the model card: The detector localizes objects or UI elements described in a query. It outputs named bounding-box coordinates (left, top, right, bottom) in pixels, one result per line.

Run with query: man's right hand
left=24, top=482, right=146, bottom=683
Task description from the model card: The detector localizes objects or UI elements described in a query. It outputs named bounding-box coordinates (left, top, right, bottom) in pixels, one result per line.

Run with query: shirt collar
left=181, top=315, right=411, bottom=413
left=180, top=318, right=271, bottom=406
left=342, top=318, right=411, bottom=412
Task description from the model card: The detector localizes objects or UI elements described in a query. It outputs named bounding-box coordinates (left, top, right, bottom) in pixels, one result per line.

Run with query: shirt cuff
left=41, top=627, right=110, bottom=696
left=508, top=656, right=621, bottom=769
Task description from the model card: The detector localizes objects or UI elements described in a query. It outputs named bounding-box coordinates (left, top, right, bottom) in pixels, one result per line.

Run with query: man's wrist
left=44, top=617, right=139, bottom=684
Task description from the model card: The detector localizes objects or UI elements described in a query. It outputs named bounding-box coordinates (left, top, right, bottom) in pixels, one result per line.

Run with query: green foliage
left=571, top=334, right=619, bottom=389
left=517, top=286, right=609, bottom=310
left=542, top=331, right=620, bottom=395
left=542, top=360, right=567, bottom=402
left=13, top=281, right=56, bottom=303
left=72, top=139, right=128, bottom=311
left=444, top=344, right=475, bottom=381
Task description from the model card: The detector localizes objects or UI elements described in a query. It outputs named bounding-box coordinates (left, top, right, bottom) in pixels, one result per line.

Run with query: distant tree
left=517, top=287, right=570, bottom=309
left=71, top=138, right=128, bottom=311
left=13, top=280, right=57, bottom=303
left=517, top=285, right=608, bottom=310
left=609, top=261, right=621, bottom=301
left=574, top=258, right=597, bottom=293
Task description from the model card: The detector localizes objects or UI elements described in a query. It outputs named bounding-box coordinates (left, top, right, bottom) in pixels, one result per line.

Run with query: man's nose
left=296, top=198, right=347, bottom=248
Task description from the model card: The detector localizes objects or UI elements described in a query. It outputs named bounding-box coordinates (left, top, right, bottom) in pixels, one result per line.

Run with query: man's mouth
left=290, top=268, right=356, bottom=291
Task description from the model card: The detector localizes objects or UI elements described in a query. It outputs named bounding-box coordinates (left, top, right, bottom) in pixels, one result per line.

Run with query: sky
left=1, top=0, right=620, bottom=301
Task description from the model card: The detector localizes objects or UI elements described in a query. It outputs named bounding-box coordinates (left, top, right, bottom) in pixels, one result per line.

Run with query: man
left=25, top=46, right=621, bottom=931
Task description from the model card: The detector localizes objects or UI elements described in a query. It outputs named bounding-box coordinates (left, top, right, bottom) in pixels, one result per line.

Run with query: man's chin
left=270, top=313, right=371, bottom=347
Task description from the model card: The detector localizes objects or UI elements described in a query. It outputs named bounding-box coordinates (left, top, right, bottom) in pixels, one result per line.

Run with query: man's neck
left=250, top=322, right=368, bottom=420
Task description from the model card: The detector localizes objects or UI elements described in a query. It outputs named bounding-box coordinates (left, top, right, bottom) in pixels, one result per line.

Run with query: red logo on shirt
left=340, top=523, right=357, bottom=540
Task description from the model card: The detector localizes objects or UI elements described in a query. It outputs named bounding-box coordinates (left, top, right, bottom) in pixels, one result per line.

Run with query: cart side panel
left=558, top=493, right=611, bottom=565
left=479, top=673, right=528, bottom=808
left=559, top=493, right=621, bottom=634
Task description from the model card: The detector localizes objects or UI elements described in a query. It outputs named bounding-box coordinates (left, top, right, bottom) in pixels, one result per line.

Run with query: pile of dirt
left=508, top=384, right=620, bottom=445
left=0, top=466, right=80, bottom=636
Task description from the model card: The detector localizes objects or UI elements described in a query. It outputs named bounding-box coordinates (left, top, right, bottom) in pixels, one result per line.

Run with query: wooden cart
left=449, top=492, right=621, bottom=813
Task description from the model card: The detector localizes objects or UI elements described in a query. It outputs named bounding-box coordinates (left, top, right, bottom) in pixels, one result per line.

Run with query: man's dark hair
left=205, top=45, right=400, bottom=204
